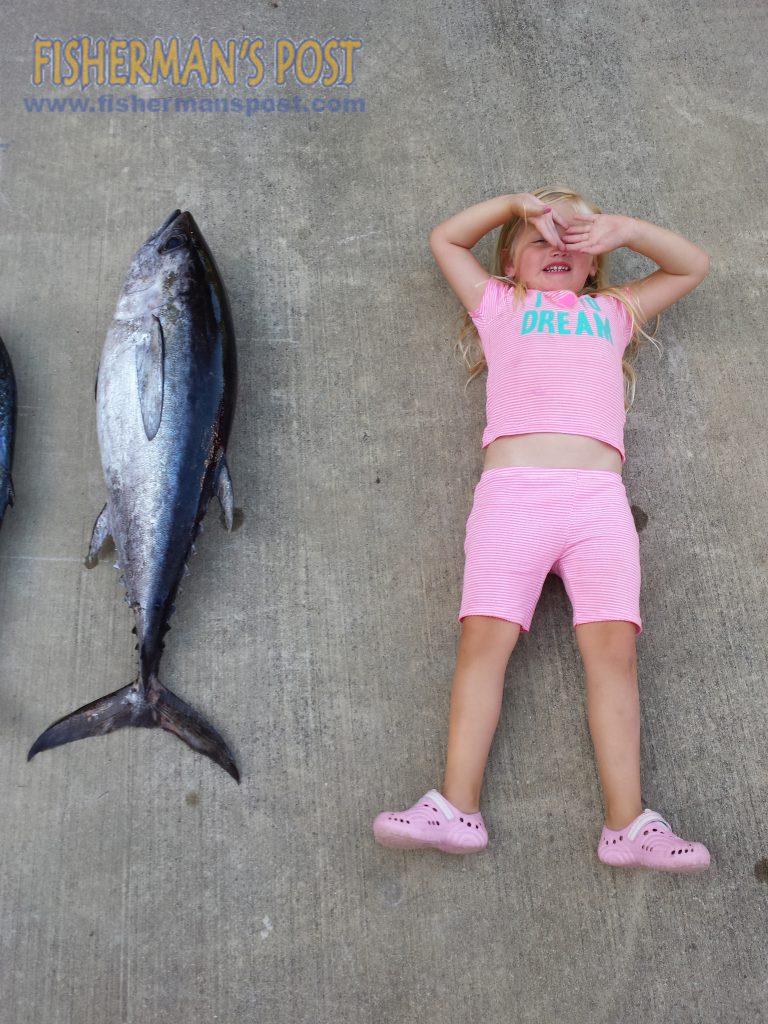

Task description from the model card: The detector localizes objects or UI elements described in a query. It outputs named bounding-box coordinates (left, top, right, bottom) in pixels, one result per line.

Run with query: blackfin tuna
left=28, top=210, right=239, bottom=780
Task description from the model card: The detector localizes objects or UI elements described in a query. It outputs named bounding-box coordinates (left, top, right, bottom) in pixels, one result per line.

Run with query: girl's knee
left=459, top=615, right=522, bottom=659
left=575, top=620, right=637, bottom=674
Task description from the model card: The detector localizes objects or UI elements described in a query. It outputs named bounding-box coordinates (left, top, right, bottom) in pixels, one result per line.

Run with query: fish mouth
left=157, top=209, right=198, bottom=241
left=156, top=209, right=182, bottom=235
left=147, top=208, right=189, bottom=244
left=178, top=211, right=207, bottom=253
left=150, top=209, right=197, bottom=251
left=140, top=209, right=205, bottom=267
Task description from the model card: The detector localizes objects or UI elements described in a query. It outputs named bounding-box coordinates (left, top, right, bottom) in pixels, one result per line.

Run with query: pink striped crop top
left=468, top=277, right=635, bottom=463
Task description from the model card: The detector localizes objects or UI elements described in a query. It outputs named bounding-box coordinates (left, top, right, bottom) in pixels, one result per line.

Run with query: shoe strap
left=627, top=808, right=672, bottom=841
left=425, top=789, right=456, bottom=821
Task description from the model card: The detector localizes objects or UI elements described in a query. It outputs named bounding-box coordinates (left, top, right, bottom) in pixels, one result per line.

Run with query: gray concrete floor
left=1, top=1, right=767, bottom=1022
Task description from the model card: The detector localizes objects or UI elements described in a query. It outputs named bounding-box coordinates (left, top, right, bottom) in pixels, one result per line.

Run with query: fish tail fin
left=27, top=679, right=240, bottom=783
left=152, top=679, right=240, bottom=782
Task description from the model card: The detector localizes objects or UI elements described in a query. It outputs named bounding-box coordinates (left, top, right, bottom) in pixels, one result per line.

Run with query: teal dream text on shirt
left=522, top=294, right=614, bottom=345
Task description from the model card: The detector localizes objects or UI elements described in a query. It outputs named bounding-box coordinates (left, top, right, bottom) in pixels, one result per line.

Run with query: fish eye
left=159, top=235, right=184, bottom=253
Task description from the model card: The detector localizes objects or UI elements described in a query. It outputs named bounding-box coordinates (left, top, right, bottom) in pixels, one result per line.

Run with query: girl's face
left=505, top=206, right=598, bottom=292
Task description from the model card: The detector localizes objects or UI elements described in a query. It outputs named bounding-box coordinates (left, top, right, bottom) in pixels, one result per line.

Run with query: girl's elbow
left=429, top=225, right=456, bottom=253
left=689, top=248, right=710, bottom=279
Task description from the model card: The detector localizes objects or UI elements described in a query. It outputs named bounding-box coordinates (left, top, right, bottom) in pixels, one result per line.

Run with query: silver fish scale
left=99, top=313, right=220, bottom=632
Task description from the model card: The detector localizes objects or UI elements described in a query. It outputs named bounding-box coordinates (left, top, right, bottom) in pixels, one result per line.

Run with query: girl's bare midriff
left=483, top=433, right=623, bottom=474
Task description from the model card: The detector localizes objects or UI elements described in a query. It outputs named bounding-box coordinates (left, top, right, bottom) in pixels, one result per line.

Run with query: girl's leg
left=442, top=615, right=522, bottom=813
left=575, top=620, right=643, bottom=830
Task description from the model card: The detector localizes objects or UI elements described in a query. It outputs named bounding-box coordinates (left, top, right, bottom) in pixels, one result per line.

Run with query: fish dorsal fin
left=135, top=315, right=165, bottom=440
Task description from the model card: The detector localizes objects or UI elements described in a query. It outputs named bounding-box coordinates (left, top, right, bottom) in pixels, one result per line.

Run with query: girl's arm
left=613, top=217, right=710, bottom=324
left=430, top=193, right=565, bottom=313
left=562, top=213, right=710, bottom=323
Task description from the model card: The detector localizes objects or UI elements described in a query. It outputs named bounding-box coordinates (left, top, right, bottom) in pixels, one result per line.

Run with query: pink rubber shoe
left=597, top=808, right=711, bottom=872
left=373, top=789, right=488, bottom=854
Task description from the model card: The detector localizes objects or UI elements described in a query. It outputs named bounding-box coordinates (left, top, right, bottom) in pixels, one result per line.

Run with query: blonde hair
left=454, top=184, right=662, bottom=411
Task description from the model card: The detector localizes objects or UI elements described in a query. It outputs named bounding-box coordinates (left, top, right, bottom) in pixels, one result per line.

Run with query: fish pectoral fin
left=135, top=314, right=165, bottom=441
left=85, top=503, right=114, bottom=568
left=216, top=456, right=235, bottom=530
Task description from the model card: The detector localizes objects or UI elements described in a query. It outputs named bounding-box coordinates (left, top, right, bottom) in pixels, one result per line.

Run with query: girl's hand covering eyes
left=512, top=193, right=571, bottom=250
left=560, top=213, right=632, bottom=256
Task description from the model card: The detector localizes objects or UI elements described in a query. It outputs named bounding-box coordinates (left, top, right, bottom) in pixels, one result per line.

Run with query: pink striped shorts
left=458, top=466, right=642, bottom=635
